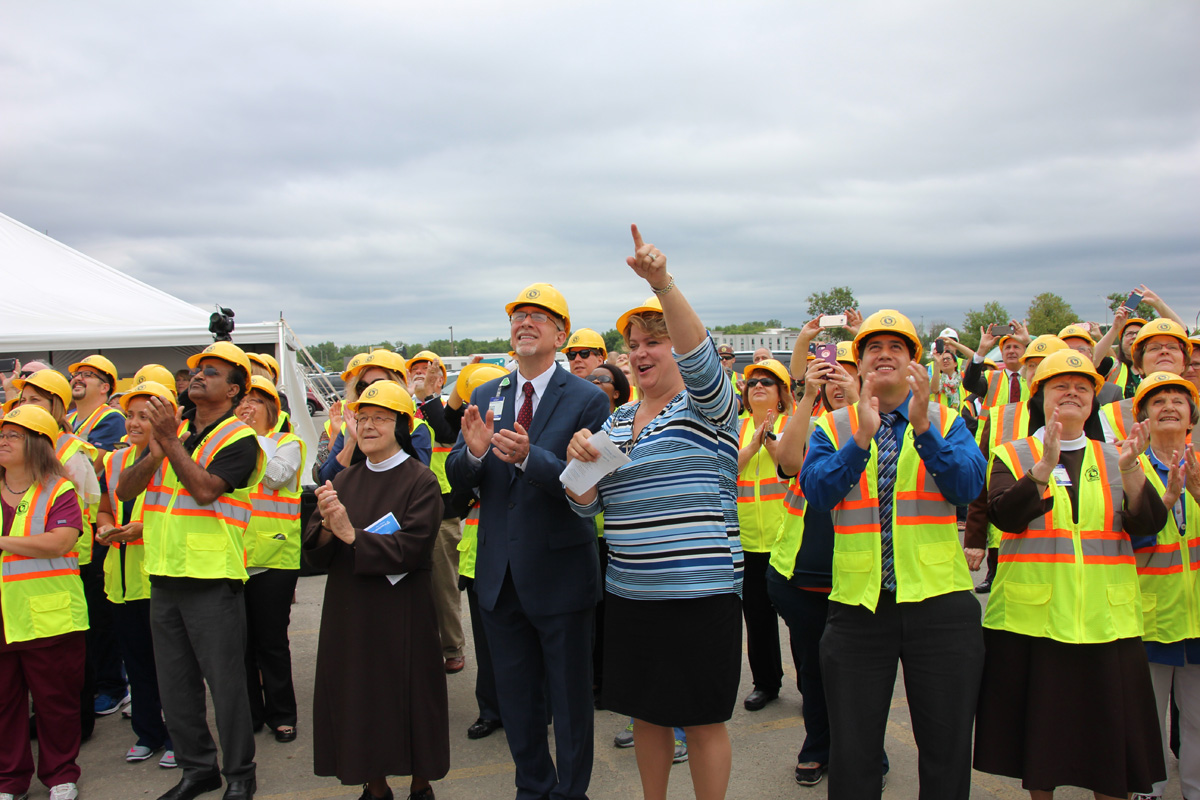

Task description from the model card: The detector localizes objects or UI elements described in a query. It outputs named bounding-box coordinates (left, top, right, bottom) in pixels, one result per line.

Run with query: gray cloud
left=2, top=0, right=1197, bottom=347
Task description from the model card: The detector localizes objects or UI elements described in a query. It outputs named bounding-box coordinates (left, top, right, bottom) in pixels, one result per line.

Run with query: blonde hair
left=20, top=386, right=70, bottom=432
left=622, top=312, right=670, bottom=345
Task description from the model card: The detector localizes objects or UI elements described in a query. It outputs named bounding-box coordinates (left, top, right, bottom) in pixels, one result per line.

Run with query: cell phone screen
left=1123, top=292, right=1143, bottom=311
left=0, top=358, right=15, bottom=373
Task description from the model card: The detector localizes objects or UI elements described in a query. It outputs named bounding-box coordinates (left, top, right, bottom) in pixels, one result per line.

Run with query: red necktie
left=1008, top=372, right=1021, bottom=403
left=517, top=382, right=534, bottom=430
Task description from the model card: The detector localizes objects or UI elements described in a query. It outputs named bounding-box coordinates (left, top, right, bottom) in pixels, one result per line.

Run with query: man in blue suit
left=446, top=283, right=611, bottom=800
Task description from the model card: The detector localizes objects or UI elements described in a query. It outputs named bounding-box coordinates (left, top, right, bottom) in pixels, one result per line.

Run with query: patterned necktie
left=876, top=411, right=900, bottom=592
left=517, top=381, right=534, bottom=430
left=1008, top=372, right=1021, bottom=403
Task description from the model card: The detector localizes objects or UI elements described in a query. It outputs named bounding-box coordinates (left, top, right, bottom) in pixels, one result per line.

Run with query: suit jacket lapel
left=499, top=371, right=518, bottom=477
left=528, top=367, right=566, bottom=443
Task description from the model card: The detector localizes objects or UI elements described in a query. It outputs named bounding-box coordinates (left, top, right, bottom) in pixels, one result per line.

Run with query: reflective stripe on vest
left=982, top=370, right=1027, bottom=413
left=1134, top=462, right=1200, bottom=643
left=421, top=418, right=452, bottom=494
left=142, top=416, right=264, bottom=581
left=815, top=402, right=972, bottom=611
left=736, top=414, right=790, bottom=553
left=768, top=475, right=808, bottom=580
left=984, top=436, right=1141, bottom=643
left=55, top=430, right=99, bottom=564
left=69, top=405, right=124, bottom=441
left=1100, top=398, right=1135, bottom=443
left=245, top=431, right=307, bottom=570
left=0, top=479, right=89, bottom=644
left=976, top=402, right=1030, bottom=450
left=101, top=447, right=151, bottom=602
left=1106, top=361, right=1131, bottom=391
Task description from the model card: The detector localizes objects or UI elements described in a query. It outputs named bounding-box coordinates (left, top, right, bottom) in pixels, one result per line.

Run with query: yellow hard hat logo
left=205, top=345, right=216, bottom=353
left=526, top=289, right=541, bottom=300
left=365, top=387, right=378, bottom=399
left=881, top=316, right=896, bottom=326
left=1034, top=343, right=1046, bottom=352
left=1157, top=321, right=1170, bottom=331
left=16, top=501, right=28, bottom=514
left=9, top=408, right=19, bottom=418
left=1066, top=355, right=1083, bottom=368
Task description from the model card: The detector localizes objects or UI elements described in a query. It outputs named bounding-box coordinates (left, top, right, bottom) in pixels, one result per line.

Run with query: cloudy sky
left=3, top=0, right=1198, bottom=347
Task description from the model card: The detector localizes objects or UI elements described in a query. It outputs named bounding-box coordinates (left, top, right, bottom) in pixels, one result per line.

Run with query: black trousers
left=83, top=548, right=126, bottom=697
left=741, top=550, right=783, bottom=694
left=151, top=580, right=256, bottom=783
left=466, top=585, right=500, bottom=722
left=244, top=569, right=299, bottom=731
left=111, top=599, right=171, bottom=750
left=821, top=590, right=983, bottom=800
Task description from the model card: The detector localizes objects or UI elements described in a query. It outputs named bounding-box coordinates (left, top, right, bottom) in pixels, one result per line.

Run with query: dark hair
left=592, top=363, right=631, bottom=407
left=228, top=364, right=249, bottom=405
left=249, top=388, right=280, bottom=430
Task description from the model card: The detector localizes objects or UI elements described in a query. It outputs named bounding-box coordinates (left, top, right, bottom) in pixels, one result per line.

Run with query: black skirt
left=601, top=592, right=742, bottom=727
left=973, top=628, right=1165, bottom=796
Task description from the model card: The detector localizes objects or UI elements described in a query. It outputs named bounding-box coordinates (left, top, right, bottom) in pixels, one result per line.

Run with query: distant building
left=710, top=328, right=800, bottom=352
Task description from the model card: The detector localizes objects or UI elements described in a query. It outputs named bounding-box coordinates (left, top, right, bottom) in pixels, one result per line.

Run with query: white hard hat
left=938, top=327, right=959, bottom=340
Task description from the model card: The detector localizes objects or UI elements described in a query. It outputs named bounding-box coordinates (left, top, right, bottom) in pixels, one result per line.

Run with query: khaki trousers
left=432, top=517, right=464, bottom=658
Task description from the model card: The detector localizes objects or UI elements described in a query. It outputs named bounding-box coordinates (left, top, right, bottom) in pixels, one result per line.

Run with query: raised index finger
left=631, top=223, right=644, bottom=251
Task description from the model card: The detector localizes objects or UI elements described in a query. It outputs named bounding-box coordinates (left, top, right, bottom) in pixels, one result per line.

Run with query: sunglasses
left=588, top=374, right=613, bottom=385
left=719, top=354, right=736, bottom=361
left=745, top=377, right=778, bottom=388
left=566, top=349, right=598, bottom=361
left=193, top=365, right=223, bottom=378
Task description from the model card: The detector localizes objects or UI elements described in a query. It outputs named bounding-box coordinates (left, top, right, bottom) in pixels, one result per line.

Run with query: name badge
left=1051, top=464, right=1071, bottom=486
left=488, top=396, right=505, bottom=419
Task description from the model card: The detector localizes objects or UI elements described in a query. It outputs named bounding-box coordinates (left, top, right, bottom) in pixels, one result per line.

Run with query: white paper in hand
left=365, top=513, right=408, bottom=585
left=559, top=431, right=631, bottom=495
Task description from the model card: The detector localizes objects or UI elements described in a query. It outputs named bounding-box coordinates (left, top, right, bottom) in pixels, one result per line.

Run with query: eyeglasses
left=588, top=374, right=613, bottom=385
left=566, top=349, right=598, bottom=361
left=0, top=432, right=27, bottom=443
left=719, top=354, right=736, bottom=362
left=355, top=413, right=396, bottom=428
left=1144, top=342, right=1182, bottom=355
left=510, top=311, right=555, bottom=326
left=194, top=366, right=223, bottom=378
left=745, top=377, right=778, bottom=388
left=72, top=370, right=105, bottom=382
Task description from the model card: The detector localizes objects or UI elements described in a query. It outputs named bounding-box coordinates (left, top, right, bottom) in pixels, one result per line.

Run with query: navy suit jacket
left=445, top=364, right=611, bottom=617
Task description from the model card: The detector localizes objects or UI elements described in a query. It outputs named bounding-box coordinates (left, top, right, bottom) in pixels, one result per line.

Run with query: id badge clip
left=488, top=396, right=505, bottom=419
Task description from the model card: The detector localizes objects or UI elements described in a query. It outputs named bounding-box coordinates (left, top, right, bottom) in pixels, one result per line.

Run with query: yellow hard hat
left=133, top=364, right=178, bottom=396
left=852, top=310, right=923, bottom=362
left=1, top=404, right=59, bottom=442
left=12, top=369, right=71, bottom=408
left=506, top=283, right=571, bottom=334
left=1, top=398, right=16, bottom=414
left=247, top=352, right=280, bottom=382
left=983, top=359, right=998, bottom=370
left=357, top=349, right=409, bottom=382
left=744, top=358, right=791, bottom=388
left=340, top=352, right=370, bottom=382
left=68, top=354, right=118, bottom=387
left=348, top=380, right=416, bottom=432
left=561, top=328, right=608, bottom=358
left=246, top=376, right=281, bottom=409
left=456, top=363, right=511, bottom=403
left=1029, top=350, right=1104, bottom=396
left=1132, top=318, right=1193, bottom=369
left=616, top=296, right=663, bottom=338
left=119, top=380, right=179, bottom=413
left=1020, top=335, right=1069, bottom=364
left=1057, top=324, right=1095, bottom=346
left=835, top=342, right=857, bottom=366
left=405, top=350, right=447, bottom=381
left=187, top=342, right=252, bottom=388
left=1132, top=371, right=1200, bottom=420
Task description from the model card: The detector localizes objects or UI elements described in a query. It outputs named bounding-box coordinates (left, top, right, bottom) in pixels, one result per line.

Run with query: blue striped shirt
left=570, top=337, right=742, bottom=600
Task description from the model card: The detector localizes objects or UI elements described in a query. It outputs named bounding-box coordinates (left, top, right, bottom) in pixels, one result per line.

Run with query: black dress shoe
left=274, top=725, right=297, bottom=743
left=222, top=778, right=256, bottom=800
left=157, top=773, right=222, bottom=800
left=466, top=718, right=502, bottom=740
left=743, top=689, right=779, bottom=711
left=974, top=579, right=992, bottom=594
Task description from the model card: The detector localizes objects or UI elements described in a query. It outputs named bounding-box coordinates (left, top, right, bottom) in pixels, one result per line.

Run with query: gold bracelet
left=1119, top=461, right=1142, bottom=473
left=651, top=274, right=675, bottom=296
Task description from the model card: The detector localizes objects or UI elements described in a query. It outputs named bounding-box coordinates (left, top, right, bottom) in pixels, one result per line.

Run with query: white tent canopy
left=0, top=211, right=321, bottom=478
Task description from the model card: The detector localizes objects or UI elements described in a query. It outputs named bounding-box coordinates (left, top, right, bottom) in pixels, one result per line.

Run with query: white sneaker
left=50, top=784, right=79, bottom=800
left=158, top=750, right=177, bottom=769
left=0, top=791, right=29, bottom=800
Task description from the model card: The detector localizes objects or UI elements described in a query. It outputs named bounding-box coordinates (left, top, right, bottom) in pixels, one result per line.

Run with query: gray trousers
left=151, top=580, right=256, bottom=783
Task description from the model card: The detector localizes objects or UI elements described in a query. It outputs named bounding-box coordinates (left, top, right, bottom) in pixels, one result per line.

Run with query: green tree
left=1026, top=293, right=1077, bottom=336
left=960, top=302, right=1010, bottom=351
left=601, top=328, right=625, bottom=354
left=805, top=286, right=858, bottom=319
left=1105, top=292, right=1157, bottom=322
